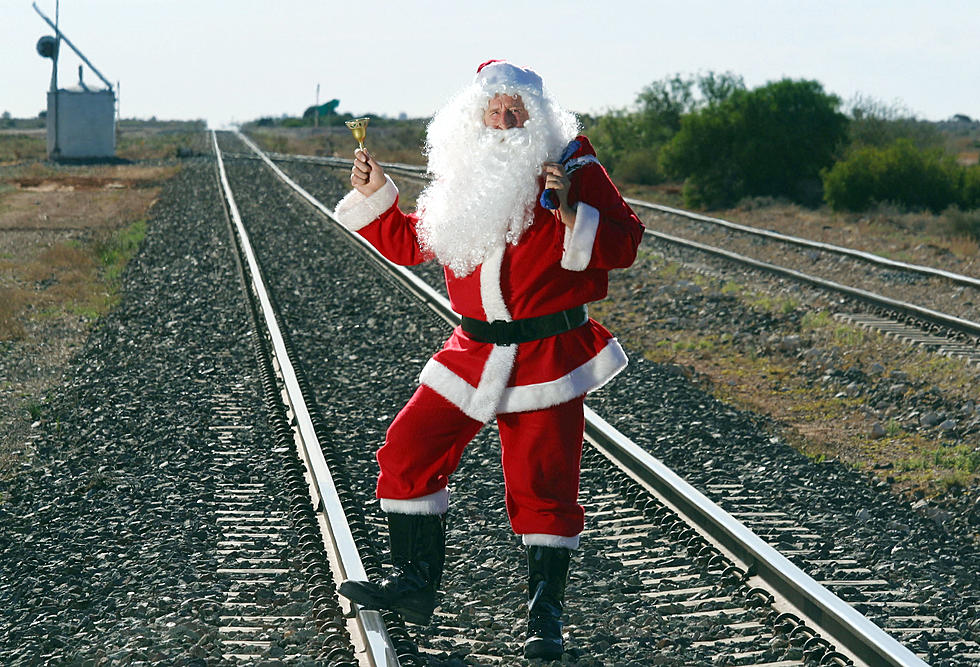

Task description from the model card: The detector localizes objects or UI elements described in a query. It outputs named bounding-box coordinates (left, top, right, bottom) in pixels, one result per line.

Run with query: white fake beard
left=417, top=125, right=556, bottom=278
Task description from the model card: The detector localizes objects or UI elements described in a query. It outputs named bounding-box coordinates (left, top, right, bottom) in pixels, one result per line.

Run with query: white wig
left=417, top=61, right=580, bottom=276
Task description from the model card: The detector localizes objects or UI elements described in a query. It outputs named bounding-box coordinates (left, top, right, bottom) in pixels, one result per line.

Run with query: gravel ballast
left=0, top=158, right=336, bottom=664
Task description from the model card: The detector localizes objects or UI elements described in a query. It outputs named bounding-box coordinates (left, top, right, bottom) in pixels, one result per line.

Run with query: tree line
left=581, top=73, right=980, bottom=219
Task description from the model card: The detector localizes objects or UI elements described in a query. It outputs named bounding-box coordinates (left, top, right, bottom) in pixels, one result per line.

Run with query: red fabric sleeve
left=570, top=138, right=645, bottom=270
left=356, top=198, right=431, bottom=266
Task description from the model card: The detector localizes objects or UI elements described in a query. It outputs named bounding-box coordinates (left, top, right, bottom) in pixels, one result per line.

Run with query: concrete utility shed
left=35, top=2, right=117, bottom=160
left=47, top=73, right=116, bottom=159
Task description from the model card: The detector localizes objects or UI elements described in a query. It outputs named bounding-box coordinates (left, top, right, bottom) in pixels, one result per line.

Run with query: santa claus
left=333, top=60, right=643, bottom=660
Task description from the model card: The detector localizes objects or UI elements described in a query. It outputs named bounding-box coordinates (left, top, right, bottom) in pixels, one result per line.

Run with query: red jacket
left=334, top=136, right=643, bottom=422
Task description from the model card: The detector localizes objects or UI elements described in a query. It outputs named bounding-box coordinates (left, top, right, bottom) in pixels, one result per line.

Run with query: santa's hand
left=351, top=149, right=386, bottom=197
left=542, top=162, right=576, bottom=229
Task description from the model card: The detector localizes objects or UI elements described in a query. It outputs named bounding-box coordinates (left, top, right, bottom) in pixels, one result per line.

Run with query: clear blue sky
left=3, top=0, right=978, bottom=128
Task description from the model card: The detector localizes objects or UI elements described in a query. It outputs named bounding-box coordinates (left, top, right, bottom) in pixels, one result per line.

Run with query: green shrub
left=846, top=94, right=943, bottom=150
left=962, top=165, right=980, bottom=210
left=612, top=149, right=664, bottom=185
left=586, top=72, right=743, bottom=184
left=822, top=139, right=963, bottom=212
left=944, top=206, right=980, bottom=239
left=661, top=79, right=848, bottom=208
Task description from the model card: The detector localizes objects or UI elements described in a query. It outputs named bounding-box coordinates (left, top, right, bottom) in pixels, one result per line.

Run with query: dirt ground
left=0, top=130, right=188, bottom=485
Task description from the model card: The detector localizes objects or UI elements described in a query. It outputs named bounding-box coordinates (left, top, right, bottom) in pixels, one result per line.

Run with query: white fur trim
left=419, top=344, right=517, bottom=423
left=380, top=487, right=449, bottom=515
left=420, top=338, right=627, bottom=418
left=523, top=533, right=580, bottom=550
left=564, top=155, right=599, bottom=174
left=497, top=339, right=628, bottom=413
left=333, top=175, right=398, bottom=231
left=560, top=202, right=599, bottom=271
left=479, top=243, right=511, bottom=322
left=475, top=61, right=543, bottom=97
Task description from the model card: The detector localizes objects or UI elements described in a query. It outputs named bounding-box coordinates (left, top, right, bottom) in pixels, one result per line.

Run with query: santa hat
left=474, top=60, right=543, bottom=100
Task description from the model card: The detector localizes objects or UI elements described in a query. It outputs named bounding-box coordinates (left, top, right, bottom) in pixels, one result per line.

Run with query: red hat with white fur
left=474, top=60, right=544, bottom=98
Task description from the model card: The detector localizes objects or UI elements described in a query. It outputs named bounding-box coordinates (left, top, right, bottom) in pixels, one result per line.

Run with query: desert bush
left=586, top=72, right=743, bottom=183
left=612, top=150, right=664, bottom=185
left=962, top=165, right=980, bottom=209
left=822, top=139, right=963, bottom=213
left=661, top=79, right=847, bottom=208
left=944, top=206, right=980, bottom=240
left=585, top=110, right=641, bottom=176
left=845, top=94, right=943, bottom=151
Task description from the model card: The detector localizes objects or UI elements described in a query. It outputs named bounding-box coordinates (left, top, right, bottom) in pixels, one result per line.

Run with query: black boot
left=337, top=512, right=446, bottom=625
left=524, top=545, right=571, bottom=660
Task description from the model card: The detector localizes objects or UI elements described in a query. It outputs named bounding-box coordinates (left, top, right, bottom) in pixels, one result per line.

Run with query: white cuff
left=333, top=175, right=398, bottom=231
left=380, top=487, right=449, bottom=515
left=522, top=533, right=580, bottom=550
left=560, top=202, right=599, bottom=271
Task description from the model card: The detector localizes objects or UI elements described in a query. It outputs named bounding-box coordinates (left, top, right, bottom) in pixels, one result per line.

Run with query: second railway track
left=213, top=132, right=980, bottom=664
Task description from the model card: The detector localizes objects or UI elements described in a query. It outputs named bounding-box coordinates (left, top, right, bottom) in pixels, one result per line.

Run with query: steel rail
left=240, top=133, right=929, bottom=667
left=268, top=150, right=977, bottom=292
left=626, top=198, right=980, bottom=290
left=235, top=133, right=456, bottom=324
left=646, top=228, right=980, bottom=338
left=584, top=409, right=927, bottom=667
left=212, top=131, right=399, bottom=667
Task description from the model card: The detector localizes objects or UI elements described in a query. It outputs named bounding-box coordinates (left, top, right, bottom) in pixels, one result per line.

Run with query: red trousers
left=377, top=384, right=585, bottom=538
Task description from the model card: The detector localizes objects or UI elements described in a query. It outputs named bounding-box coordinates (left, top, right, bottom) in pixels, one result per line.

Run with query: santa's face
left=416, top=85, right=576, bottom=277
left=483, top=94, right=529, bottom=130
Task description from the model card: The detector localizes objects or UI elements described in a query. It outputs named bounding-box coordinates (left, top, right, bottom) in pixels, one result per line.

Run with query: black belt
left=460, top=305, right=588, bottom=346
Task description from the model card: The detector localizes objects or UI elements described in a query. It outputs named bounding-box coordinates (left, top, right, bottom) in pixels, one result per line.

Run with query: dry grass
left=0, top=134, right=47, bottom=164
left=1, top=125, right=206, bottom=164
left=247, top=125, right=427, bottom=165
left=1, top=237, right=114, bottom=339
left=0, top=157, right=169, bottom=336
left=602, top=258, right=980, bottom=500
left=0, top=287, right=28, bottom=338
left=704, top=200, right=980, bottom=275
left=0, top=186, right=161, bottom=232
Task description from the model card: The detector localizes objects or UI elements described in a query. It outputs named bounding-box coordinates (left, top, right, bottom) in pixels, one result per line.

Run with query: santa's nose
left=499, top=110, right=517, bottom=129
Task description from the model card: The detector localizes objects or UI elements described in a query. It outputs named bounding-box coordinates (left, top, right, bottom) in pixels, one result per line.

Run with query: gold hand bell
left=345, top=117, right=370, bottom=151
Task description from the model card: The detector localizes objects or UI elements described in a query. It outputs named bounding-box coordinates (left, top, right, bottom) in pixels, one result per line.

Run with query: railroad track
left=208, top=131, right=980, bottom=664
left=621, top=200, right=980, bottom=364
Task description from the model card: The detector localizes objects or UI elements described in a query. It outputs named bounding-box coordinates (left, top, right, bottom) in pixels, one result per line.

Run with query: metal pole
left=52, top=0, right=60, bottom=156
left=314, top=83, right=320, bottom=129
left=32, top=1, right=114, bottom=92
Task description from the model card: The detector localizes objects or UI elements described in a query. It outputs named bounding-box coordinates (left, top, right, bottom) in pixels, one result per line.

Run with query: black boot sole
left=524, top=638, right=563, bottom=660
left=337, top=580, right=385, bottom=609
left=338, top=581, right=435, bottom=625
left=391, top=604, right=434, bottom=626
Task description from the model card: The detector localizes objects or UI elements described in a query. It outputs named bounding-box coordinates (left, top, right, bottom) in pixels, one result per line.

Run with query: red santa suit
left=335, top=136, right=643, bottom=547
